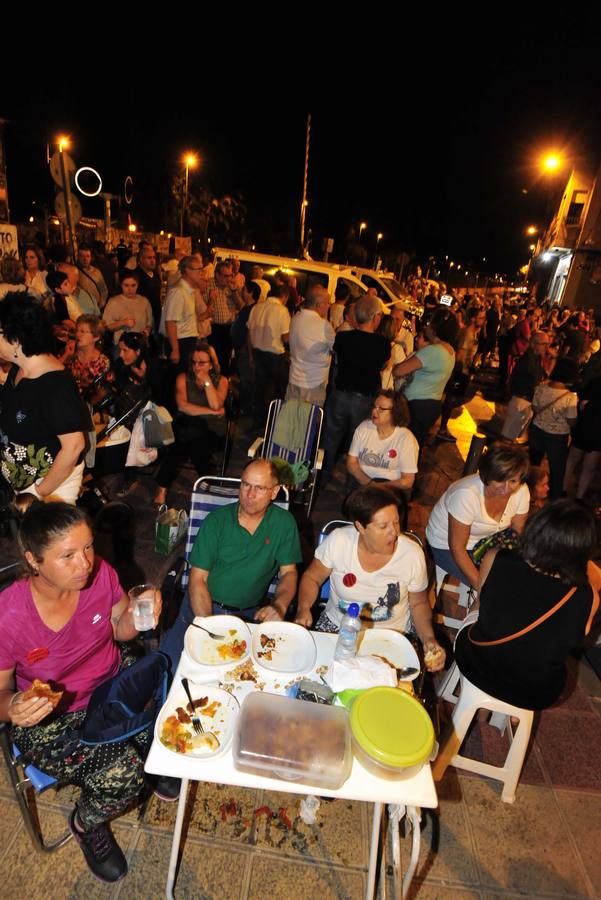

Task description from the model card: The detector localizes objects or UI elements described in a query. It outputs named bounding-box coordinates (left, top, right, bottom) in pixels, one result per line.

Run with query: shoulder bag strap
left=468, top=584, right=577, bottom=646
left=585, top=561, right=601, bottom=635
left=533, top=389, right=571, bottom=417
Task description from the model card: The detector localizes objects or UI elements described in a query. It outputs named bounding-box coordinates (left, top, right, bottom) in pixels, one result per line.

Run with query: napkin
left=326, top=655, right=397, bottom=692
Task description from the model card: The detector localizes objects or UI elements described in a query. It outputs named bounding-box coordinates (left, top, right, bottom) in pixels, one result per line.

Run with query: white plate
left=356, top=629, right=420, bottom=681
left=184, top=615, right=251, bottom=667
left=251, top=622, right=317, bottom=673
left=155, top=683, right=239, bottom=758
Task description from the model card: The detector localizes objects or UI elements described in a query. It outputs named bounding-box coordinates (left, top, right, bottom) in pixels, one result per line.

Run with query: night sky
left=4, top=23, right=601, bottom=281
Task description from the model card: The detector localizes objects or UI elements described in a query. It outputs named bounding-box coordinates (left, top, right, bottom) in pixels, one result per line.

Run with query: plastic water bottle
left=334, top=603, right=361, bottom=661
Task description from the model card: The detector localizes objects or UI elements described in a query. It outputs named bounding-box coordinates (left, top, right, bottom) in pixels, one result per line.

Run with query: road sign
left=49, top=151, right=76, bottom=189
left=55, top=191, right=82, bottom=226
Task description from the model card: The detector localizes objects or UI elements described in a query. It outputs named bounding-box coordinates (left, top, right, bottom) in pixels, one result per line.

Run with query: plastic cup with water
left=129, top=583, right=157, bottom=631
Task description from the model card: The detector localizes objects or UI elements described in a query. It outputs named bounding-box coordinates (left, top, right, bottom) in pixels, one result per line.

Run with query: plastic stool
left=432, top=671, right=533, bottom=803
left=434, top=566, right=474, bottom=630
left=0, top=724, right=72, bottom=853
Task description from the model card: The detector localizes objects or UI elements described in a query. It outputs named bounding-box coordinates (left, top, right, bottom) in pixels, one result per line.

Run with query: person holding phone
left=154, top=341, right=228, bottom=505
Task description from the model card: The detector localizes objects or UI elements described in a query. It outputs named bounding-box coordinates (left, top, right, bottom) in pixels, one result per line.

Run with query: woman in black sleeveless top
left=454, top=500, right=599, bottom=710
left=154, top=341, right=228, bottom=505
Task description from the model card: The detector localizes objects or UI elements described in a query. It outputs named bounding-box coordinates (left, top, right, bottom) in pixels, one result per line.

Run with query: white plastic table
left=145, top=627, right=438, bottom=899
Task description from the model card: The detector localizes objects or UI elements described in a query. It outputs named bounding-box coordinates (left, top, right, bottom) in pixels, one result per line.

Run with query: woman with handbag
left=426, top=444, right=530, bottom=589
left=154, top=341, right=228, bottom=505
left=454, top=500, right=599, bottom=710
left=528, top=357, right=579, bottom=499
left=0, top=502, right=171, bottom=883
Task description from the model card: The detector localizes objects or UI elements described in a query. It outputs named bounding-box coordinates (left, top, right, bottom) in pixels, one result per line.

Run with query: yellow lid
left=350, top=686, right=434, bottom=768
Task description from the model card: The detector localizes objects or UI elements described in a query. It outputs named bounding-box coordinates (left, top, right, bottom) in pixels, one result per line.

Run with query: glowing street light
left=529, top=243, right=536, bottom=251
left=542, top=153, right=561, bottom=172
left=526, top=225, right=537, bottom=235
left=359, top=221, right=367, bottom=242
left=181, top=152, right=199, bottom=236
left=57, top=135, right=70, bottom=151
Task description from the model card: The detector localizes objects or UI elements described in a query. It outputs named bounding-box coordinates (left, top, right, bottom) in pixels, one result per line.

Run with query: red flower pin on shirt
left=388, top=449, right=397, bottom=458
left=26, top=647, right=49, bottom=665
left=343, top=572, right=357, bottom=588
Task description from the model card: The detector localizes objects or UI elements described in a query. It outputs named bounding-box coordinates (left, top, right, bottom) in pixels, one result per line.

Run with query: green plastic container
left=349, top=686, right=435, bottom=779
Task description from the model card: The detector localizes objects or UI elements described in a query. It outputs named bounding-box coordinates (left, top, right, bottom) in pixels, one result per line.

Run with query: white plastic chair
left=434, top=565, right=474, bottom=631
left=432, top=670, right=534, bottom=803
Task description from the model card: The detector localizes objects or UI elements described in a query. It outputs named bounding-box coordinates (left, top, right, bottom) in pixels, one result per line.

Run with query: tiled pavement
left=1, top=377, right=600, bottom=899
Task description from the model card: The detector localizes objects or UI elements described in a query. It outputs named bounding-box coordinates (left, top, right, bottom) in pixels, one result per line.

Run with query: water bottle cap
left=347, top=603, right=360, bottom=618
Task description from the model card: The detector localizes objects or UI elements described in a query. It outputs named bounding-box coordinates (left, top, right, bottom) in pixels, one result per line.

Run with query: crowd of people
left=0, top=237, right=599, bottom=884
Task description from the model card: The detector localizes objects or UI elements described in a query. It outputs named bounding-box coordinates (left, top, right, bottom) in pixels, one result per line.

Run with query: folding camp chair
left=247, top=399, right=323, bottom=518
left=179, top=475, right=289, bottom=599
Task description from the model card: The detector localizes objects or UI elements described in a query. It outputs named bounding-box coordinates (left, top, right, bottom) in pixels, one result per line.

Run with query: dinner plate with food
left=356, top=629, right=420, bottom=681
left=156, top=683, right=240, bottom=758
left=184, top=615, right=251, bottom=667
left=250, top=621, right=317, bottom=673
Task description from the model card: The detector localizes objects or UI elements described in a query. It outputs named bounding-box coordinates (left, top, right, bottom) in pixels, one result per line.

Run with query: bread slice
left=22, top=679, right=63, bottom=709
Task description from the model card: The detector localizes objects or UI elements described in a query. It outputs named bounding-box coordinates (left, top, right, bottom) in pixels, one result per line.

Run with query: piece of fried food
left=22, top=679, right=63, bottom=709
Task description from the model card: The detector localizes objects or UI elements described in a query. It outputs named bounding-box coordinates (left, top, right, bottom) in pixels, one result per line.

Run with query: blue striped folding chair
left=247, top=399, right=323, bottom=518
left=181, top=476, right=289, bottom=600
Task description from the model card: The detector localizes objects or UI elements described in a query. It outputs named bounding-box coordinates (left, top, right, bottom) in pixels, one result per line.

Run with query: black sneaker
left=69, top=810, right=127, bottom=883
left=153, top=775, right=181, bottom=802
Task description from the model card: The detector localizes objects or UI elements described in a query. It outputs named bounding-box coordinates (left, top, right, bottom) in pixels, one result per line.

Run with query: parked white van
left=212, top=248, right=367, bottom=301
left=347, top=266, right=424, bottom=317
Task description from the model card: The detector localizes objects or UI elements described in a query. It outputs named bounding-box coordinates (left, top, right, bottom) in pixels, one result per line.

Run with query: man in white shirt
left=285, top=285, right=334, bottom=407
left=251, top=265, right=271, bottom=304
left=248, top=284, right=291, bottom=426
left=159, top=255, right=201, bottom=372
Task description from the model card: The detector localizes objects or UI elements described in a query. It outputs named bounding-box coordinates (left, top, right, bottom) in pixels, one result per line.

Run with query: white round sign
left=75, top=166, right=102, bottom=197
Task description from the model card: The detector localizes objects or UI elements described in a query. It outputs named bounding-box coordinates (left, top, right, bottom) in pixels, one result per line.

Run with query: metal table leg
left=402, top=806, right=421, bottom=899
left=166, top=778, right=189, bottom=900
left=365, top=801, right=383, bottom=900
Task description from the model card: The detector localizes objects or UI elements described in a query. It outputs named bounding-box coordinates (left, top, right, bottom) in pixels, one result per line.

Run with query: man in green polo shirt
left=188, top=459, right=301, bottom=620
left=160, top=459, right=302, bottom=671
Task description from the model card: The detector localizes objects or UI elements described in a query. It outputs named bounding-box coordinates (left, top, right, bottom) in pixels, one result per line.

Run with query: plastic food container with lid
left=349, top=686, right=435, bottom=780
left=233, top=691, right=352, bottom=789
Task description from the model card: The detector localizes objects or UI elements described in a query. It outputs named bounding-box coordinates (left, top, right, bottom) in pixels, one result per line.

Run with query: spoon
left=396, top=666, right=419, bottom=679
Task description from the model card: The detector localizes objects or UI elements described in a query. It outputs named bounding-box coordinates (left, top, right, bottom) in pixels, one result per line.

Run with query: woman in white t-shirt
left=347, top=390, right=418, bottom=494
left=426, top=444, right=530, bottom=589
left=23, top=245, right=49, bottom=300
left=529, top=357, right=579, bottom=500
left=295, top=486, right=446, bottom=672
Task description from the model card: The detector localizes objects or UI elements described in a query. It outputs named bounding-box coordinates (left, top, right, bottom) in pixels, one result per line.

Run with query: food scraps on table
left=217, top=638, right=247, bottom=661
left=257, top=632, right=279, bottom=661
left=160, top=715, right=220, bottom=754
left=224, top=659, right=259, bottom=683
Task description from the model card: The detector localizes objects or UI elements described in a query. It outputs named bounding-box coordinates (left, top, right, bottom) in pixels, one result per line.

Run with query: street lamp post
left=180, top=153, right=198, bottom=237
left=359, top=222, right=367, bottom=242
left=373, top=232, right=383, bottom=268
left=57, top=135, right=77, bottom=261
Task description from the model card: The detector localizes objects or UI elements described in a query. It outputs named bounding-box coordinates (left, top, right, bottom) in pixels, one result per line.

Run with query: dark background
left=4, top=22, right=601, bottom=280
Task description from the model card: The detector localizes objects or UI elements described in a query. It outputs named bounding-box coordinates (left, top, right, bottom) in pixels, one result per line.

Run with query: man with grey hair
left=159, top=255, right=201, bottom=372
left=321, top=295, right=390, bottom=483
left=160, top=458, right=302, bottom=669
left=285, top=284, right=335, bottom=406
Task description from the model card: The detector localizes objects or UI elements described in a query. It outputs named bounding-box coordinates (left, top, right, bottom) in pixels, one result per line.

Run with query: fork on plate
left=181, top=677, right=204, bottom=735
left=187, top=621, right=225, bottom=640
